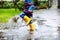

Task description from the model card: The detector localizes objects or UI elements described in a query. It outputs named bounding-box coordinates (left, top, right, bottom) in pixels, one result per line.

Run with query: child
left=20, top=0, right=34, bottom=31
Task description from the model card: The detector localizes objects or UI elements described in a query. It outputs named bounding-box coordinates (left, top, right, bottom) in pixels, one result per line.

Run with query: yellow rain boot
left=28, top=23, right=34, bottom=31
left=24, top=15, right=31, bottom=25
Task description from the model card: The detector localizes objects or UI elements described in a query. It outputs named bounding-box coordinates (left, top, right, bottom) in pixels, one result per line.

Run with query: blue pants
left=20, top=12, right=32, bottom=24
left=20, top=12, right=25, bottom=18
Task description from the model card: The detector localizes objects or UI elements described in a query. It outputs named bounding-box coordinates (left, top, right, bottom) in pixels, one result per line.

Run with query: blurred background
left=0, top=0, right=59, bottom=22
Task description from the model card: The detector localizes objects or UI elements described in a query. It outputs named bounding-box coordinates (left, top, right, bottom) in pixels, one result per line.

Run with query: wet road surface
left=0, top=9, right=60, bottom=40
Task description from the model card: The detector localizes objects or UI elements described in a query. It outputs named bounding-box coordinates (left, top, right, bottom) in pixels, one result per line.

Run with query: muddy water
left=0, top=9, right=60, bottom=40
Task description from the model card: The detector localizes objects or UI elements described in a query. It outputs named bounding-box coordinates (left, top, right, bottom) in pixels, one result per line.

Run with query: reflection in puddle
left=27, top=31, right=34, bottom=40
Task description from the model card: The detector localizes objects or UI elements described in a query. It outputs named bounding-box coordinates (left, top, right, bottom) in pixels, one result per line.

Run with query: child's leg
left=20, top=12, right=31, bottom=25
left=28, top=20, right=34, bottom=31
left=20, top=12, right=34, bottom=31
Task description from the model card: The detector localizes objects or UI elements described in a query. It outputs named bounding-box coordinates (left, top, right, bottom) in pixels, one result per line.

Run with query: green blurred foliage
left=17, top=1, right=24, bottom=8
left=40, top=1, right=48, bottom=8
left=0, top=1, right=24, bottom=8
left=3, top=1, right=14, bottom=8
left=33, top=0, right=40, bottom=6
